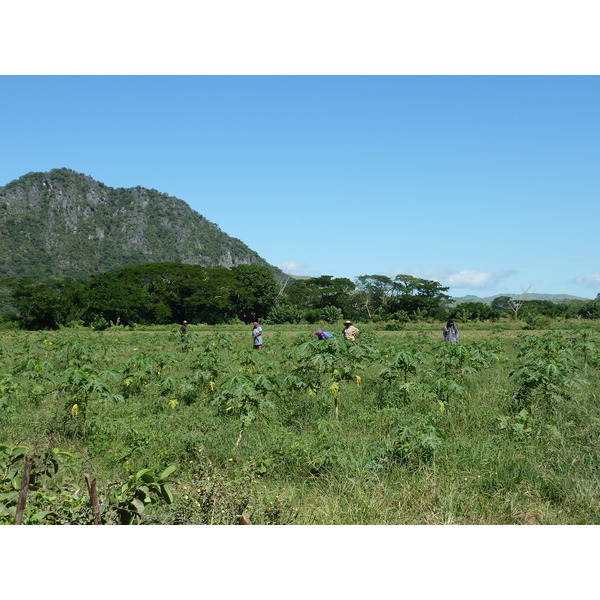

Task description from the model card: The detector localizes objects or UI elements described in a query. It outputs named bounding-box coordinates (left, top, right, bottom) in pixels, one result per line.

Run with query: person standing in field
left=443, top=319, right=459, bottom=343
left=180, top=320, right=189, bottom=337
left=341, top=320, right=359, bottom=341
left=179, top=320, right=189, bottom=351
left=252, top=321, right=263, bottom=350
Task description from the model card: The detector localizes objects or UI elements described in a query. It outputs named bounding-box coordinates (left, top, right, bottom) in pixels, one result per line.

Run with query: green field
left=1, top=322, right=598, bottom=524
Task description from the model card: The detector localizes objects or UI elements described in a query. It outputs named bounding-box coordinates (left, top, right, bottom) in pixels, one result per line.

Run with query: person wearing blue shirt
left=315, top=330, right=334, bottom=340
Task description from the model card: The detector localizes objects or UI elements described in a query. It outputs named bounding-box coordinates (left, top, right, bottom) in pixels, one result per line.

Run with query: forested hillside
left=0, top=168, right=278, bottom=281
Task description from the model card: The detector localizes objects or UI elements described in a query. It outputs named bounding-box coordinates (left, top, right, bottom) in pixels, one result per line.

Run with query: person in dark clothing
left=180, top=320, right=188, bottom=337
left=179, top=320, right=189, bottom=351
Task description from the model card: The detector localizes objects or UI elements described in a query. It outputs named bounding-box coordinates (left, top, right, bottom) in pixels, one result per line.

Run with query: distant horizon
left=280, top=272, right=595, bottom=301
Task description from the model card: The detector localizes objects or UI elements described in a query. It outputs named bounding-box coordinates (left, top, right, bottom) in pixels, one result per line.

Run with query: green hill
left=0, top=168, right=279, bottom=282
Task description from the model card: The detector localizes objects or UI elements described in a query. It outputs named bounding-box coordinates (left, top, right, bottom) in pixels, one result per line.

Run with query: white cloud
left=276, top=261, right=310, bottom=275
left=573, top=272, right=600, bottom=288
left=388, top=268, right=515, bottom=290
left=446, top=270, right=514, bottom=289
left=447, top=270, right=494, bottom=288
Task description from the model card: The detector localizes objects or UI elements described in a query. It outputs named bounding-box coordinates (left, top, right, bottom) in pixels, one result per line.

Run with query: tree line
left=1, top=262, right=598, bottom=330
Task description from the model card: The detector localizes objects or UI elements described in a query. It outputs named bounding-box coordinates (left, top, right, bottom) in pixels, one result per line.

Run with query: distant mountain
left=451, top=293, right=590, bottom=306
left=0, top=168, right=280, bottom=282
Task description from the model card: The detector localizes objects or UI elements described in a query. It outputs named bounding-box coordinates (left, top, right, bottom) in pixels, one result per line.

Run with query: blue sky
left=1, top=75, right=598, bottom=299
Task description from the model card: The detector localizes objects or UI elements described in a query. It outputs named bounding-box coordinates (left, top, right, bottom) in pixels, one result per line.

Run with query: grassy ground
left=1, top=321, right=598, bottom=524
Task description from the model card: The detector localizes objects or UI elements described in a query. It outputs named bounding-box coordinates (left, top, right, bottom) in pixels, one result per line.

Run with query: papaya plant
left=378, top=347, right=423, bottom=404
left=213, top=374, right=278, bottom=447
left=105, top=465, right=177, bottom=524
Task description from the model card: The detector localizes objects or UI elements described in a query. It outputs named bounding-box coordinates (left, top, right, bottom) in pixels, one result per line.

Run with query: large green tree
left=281, top=276, right=356, bottom=317
left=81, top=270, right=152, bottom=326
left=354, top=275, right=394, bottom=317
left=388, top=275, right=450, bottom=318
left=231, top=264, right=278, bottom=322
left=6, top=279, right=80, bottom=329
left=354, top=273, right=450, bottom=319
left=184, top=265, right=243, bottom=324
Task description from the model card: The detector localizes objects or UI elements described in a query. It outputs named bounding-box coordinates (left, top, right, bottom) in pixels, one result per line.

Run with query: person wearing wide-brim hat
left=342, top=320, right=359, bottom=341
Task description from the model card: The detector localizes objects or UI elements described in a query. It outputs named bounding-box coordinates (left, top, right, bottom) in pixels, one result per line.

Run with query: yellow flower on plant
left=71, top=403, right=80, bottom=417
left=208, top=381, right=216, bottom=391
left=329, top=383, right=339, bottom=398
left=353, top=375, right=362, bottom=386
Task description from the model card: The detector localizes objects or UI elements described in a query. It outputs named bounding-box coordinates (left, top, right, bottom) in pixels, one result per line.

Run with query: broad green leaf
left=12, top=446, right=29, bottom=458
left=160, top=483, right=174, bottom=504
left=54, top=450, right=75, bottom=458
left=159, top=465, right=176, bottom=481
left=135, top=468, right=153, bottom=482
left=0, top=491, right=18, bottom=502
left=131, top=498, right=145, bottom=514
left=31, top=510, right=56, bottom=522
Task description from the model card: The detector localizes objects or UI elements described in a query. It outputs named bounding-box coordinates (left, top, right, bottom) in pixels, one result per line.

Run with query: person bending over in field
left=252, top=321, right=263, bottom=350
left=442, top=319, right=459, bottom=343
left=315, top=330, right=334, bottom=340
left=341, top=320, right=359, bottom=341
